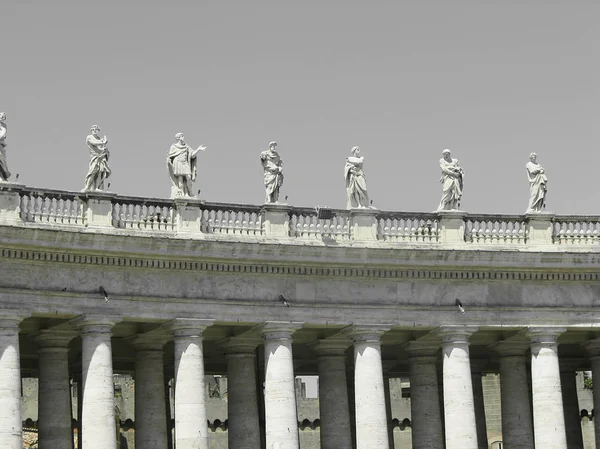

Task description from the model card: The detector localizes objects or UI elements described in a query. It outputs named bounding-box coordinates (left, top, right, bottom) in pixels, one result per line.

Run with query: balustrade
left=5, top=186, right=600, bottom=249
left=465, top=216, right=528, bottom=245
left=553, top=217, right=600, bottom=245
left=289, top=208, right=351, bottom=240
left=377, top=213, right=439, bottom=243
left=112, top=198, right=175, bottom=231
left=19, top=190, right=84, bottom=225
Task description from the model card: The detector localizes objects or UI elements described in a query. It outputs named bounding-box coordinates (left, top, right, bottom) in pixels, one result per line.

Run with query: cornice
left=2, top=246, right=600, bottom=282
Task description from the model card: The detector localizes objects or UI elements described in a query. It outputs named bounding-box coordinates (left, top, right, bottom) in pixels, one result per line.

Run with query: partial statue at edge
left=436, top=149, right=464, bottom=211
left=167, top=132, right=206, bottom=199
left=260, top=141, right=284, bottom=203
left=345, top=146, right=370, bottom=209
left=83, top=125, right=111, bottom=191
left=526, top=152, right=548, bottom=213
left=0, top=112, right=11, bottom=182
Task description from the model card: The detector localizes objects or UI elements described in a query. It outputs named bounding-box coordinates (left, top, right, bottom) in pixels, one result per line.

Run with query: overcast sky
left=3, top=0, right=599, bottom=214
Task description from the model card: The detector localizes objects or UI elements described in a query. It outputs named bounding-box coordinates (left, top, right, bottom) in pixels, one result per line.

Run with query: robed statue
left=83, top=125, right=111, bottom=191
left=260, top=141, right=284, bottom=203
left=0, top=112, right=11, bottom=181
left=344, top=146, right=370, bottom=208
left=436, top=149, right=464, bottom=211
left=525, top=152, right=548, bottom=213
left=167, top=133, right=206, bottom=198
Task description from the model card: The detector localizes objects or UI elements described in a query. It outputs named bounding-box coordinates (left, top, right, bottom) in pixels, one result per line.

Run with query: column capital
left=526, top=326, right=566, bottom=344
left=164, top=318, right=214, bottom=338
left=0, top=310, right=28, bottom=334
left=70, top=314, right=121, bottom=334
left=438, top=325, right=478, bottom=343
left=404, top=340, right=440, bottom=357
left=311, top=339, right=352, bottom=357
left=221, top=336, right=262, bottom=355
left=258, top=321, right=303, bottom=340
left=342, top=324, right=391, bottom=342
left=490, top=340, right=530, bottom=357
left=33, top=329, right=77, bottom=348
left=584, top=337, right=600, bottom=357
left=128, top=333, right=170, bottom=352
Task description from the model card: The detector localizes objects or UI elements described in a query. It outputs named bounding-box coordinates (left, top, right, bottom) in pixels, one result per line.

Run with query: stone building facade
left=1, top=184, right=600, bottom=449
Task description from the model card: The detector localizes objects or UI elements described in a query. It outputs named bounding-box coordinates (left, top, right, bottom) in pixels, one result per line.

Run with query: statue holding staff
left=436, top=149, right=464, bottom=211
left=344, top=146, right=370, bottom=208
left=260, top=141, right=284, bottom=203
left=525, top=152, right=548, bottom=213
left=167, top=132, right=206, bottom=198
left=83, top=125, right=111, bottom=191
left=0, top=112, right=11, bottom=181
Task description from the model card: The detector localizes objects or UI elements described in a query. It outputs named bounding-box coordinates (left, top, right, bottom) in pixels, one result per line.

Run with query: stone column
left=34, top=330, right=77, bottom=449
left=406, top=342, right=444, bottom=449
left=74, top=315, right=120, bottom=449
left=130, top=334, right=169, bottom=449
left=471, top=360, right=489, bottom=449
left=559, top=359, right=584, bottom=449
left=585, top=339, right=600, bottom=449
left=383, top=374, right=395, bottom=449
left=439, top=325, right=479, bottom=449
left=528, top=327, right=567, bottom=449
left=168, top=318, right=214, bottom=449
left=493, top=341, right=534, bottom=449
left=313, top=339, right=353, bottom=449
left=260, top=321, right=303, bottom=449
left=344, top=324, right=391, bottom=449
left=223, top=337, right=262, bottom=449
left=0, top=313, right=26, bottom=449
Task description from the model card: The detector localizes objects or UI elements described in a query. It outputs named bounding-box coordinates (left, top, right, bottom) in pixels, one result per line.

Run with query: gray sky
left=3, top=0, right=599, bottom=214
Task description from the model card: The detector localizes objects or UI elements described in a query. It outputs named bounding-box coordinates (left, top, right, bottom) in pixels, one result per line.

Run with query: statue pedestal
left=262, top=203, right=291, bottom=238
left=174, top=198, right=203, bottom=235
left=350, top=208, right=379, bottom=242
left=0, top=182, right=25, bottom=225
left=526, top=212, right=555, bottom=246
left=82, top=191, right=116, bottom=230
left=438, top=210, right=467, bottom=245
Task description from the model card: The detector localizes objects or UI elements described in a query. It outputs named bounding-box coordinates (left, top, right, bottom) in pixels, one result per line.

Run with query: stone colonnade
left=0, top=314, right=596, bottom=449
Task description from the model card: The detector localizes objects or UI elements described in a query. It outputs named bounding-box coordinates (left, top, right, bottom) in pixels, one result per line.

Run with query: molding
left=1, top=247, right=600, bottom=282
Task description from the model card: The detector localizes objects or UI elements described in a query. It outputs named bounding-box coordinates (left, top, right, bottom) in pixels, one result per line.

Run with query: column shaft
left=529, top=328, right=567, bottom=449
left=314, top=341, right=352, bottom=449
left=0, top=316, right=24, bottom=449
left=559, top=365, right=583, bottom=449
left=36, top=330, right=76, bottom=449
left=497, top=348, right=534, bottom=449
left=78, top=317, right=119, bottom=449
left=591, top=356, right=600, bottom=449
left=225, top=339, right=261, bottom=449
left=471, top=371, right=489, bottom=449
left=345, top=325, right=390, bottom=449
left=440, top=326, right=478, bottom=449
left=170, top=319, right=213, bottom=449
left=133, top=338, right=168, bottom=449
left=407, top=348, right=444, bottom=449
left=262, top=322, right=302, bottom=449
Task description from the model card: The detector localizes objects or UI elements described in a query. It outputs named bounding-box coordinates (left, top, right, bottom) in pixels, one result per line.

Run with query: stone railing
left=377, top=212, right=439, bottom=243
left=1, top=184, right=600, bottom=249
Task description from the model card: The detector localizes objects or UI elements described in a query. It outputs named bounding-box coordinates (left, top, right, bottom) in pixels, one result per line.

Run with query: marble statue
left=526, top=152, right=548, bottom=213
left=260, top=141, right=284, bottom=203
left=167, top=133, right=206, bottom=198
left=0, top=112, right=11, bottom=181
left=83, top=125, right=111, bottom=191
left=344, top=146, right=370, bottom=209
left=436, top=149, right=464, bottom=211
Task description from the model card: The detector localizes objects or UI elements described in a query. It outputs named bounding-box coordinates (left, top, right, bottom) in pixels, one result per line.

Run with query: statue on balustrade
left=0, top=112, right=11, bottom=182
left=345, top=146, right=370, bottom=209
left=167, top=132, right=206, bottom=198
left=526, top=152, right=548, bottom=213
left=436, top=149, right=464, bottom=211
left=260, top=141, right=284, bottom=203
left=83, top=125, right=112, bottom=191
